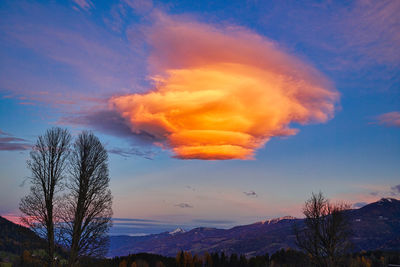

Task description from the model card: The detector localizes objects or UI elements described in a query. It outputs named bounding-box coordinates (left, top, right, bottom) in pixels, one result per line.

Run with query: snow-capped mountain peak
left=378, top=198, right=399, bottom=204
left=261, top=216, right=297, bottom=225
left=169, top=227, right=185, bottom=235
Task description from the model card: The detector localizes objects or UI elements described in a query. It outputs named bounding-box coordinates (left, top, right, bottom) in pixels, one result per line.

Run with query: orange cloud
left=111, top=14, right=339, bottom=160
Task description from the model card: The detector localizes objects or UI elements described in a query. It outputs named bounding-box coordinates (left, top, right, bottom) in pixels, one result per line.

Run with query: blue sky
left=0, top=0, right=399, bottom=235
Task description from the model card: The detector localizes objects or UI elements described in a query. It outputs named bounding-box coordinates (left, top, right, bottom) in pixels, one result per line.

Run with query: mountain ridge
left=108, top=198, right=400, bottom=257
left=0, top=215, right=47, bottom=255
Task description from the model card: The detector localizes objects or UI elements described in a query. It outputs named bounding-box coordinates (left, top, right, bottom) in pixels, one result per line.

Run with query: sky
left=0, top=0, right=399, bottom=235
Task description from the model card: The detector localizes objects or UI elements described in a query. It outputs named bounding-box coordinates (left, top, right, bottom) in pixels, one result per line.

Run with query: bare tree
left=294, top=192, right=352, bottom=267
left=19, top=127, right=71, bottom=267
left=61, top=131, right=112, bottom=266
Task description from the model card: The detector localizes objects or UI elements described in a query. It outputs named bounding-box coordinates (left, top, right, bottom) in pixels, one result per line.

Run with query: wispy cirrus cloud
left=123, top=0, right=153, bottom=15
left=112, top=218, right=161, bottom=223
left=192, top=219, right=236, bottom=225
left=259, top=0, right=400, bottom=92
left=340, top=0, right=400, bottom=67
left=111, top=13, right=338, bottom=160
left=374, top=111, right=400, bottom=128
left=108, top=147, right=155, bottom=159
left=0, top=2, right=145, bottom=107
left=109, top=217, right=182, bottom=236
left=0, top=130, right=31, bottom=151
left=72, top=0, right=93, bottom=11
left=275, top=0, right=400, bottom=69
left=0, top=130, right=11, bottom=136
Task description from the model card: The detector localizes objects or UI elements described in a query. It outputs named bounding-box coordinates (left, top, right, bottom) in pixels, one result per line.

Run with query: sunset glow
left=1, top=0, right=399, bottom=240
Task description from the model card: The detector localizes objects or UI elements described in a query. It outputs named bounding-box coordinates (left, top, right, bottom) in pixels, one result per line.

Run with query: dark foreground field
left=2, top=250, right=400, bottom=267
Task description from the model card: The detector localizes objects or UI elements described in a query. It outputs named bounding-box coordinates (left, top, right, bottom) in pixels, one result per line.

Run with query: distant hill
left=0, top=216, right=47, bottom=255
left=108, top=198, right=400, bottom=257
left=348, top=198, right=400, bottom=251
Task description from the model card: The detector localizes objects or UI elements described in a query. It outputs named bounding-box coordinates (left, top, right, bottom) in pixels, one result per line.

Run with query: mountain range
left=1, top=198, right=399, bottom=259
left=108, top=198, right=400, bottom=257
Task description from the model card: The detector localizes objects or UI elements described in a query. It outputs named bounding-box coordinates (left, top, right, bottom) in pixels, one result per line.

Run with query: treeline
left=10, top=249, right=400, bottom=267
left=107, top=250, right=400, bottom=267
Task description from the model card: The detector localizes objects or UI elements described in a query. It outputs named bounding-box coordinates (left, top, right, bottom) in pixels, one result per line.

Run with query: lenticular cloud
left=111, top=14, right=339, bottom=160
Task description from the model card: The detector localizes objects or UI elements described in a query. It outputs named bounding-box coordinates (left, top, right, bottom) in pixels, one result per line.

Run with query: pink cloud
left=124, top=0, right=154, bottom=15
left=0, top=130, right=31, bottom=151
left=375, top=111, right=400, bottom=127
left=72, top=0, right=93, bottom=11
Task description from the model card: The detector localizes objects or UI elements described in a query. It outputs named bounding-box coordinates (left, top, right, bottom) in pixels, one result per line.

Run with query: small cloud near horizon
left=185, top=185, right=196, bottom=191
left=175, top=203, right=193, bottom=208
left=243, top=190, right=258, bottom=197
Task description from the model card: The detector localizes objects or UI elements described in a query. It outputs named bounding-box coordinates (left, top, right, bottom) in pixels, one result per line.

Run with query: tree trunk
left=68, top=185, right=86, bottom=267
left=47, top=223, right=55, bottom=267
left=47, top=200, right=55, bottom=267
left=68, top=223, right=81, bottom=267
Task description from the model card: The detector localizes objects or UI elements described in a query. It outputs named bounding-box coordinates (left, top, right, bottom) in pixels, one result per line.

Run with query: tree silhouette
left=60, top=131, right=113, bottom=266
left=19, top=127, right=71, bottom=267
left=295, top=192, right=352, bottom=267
